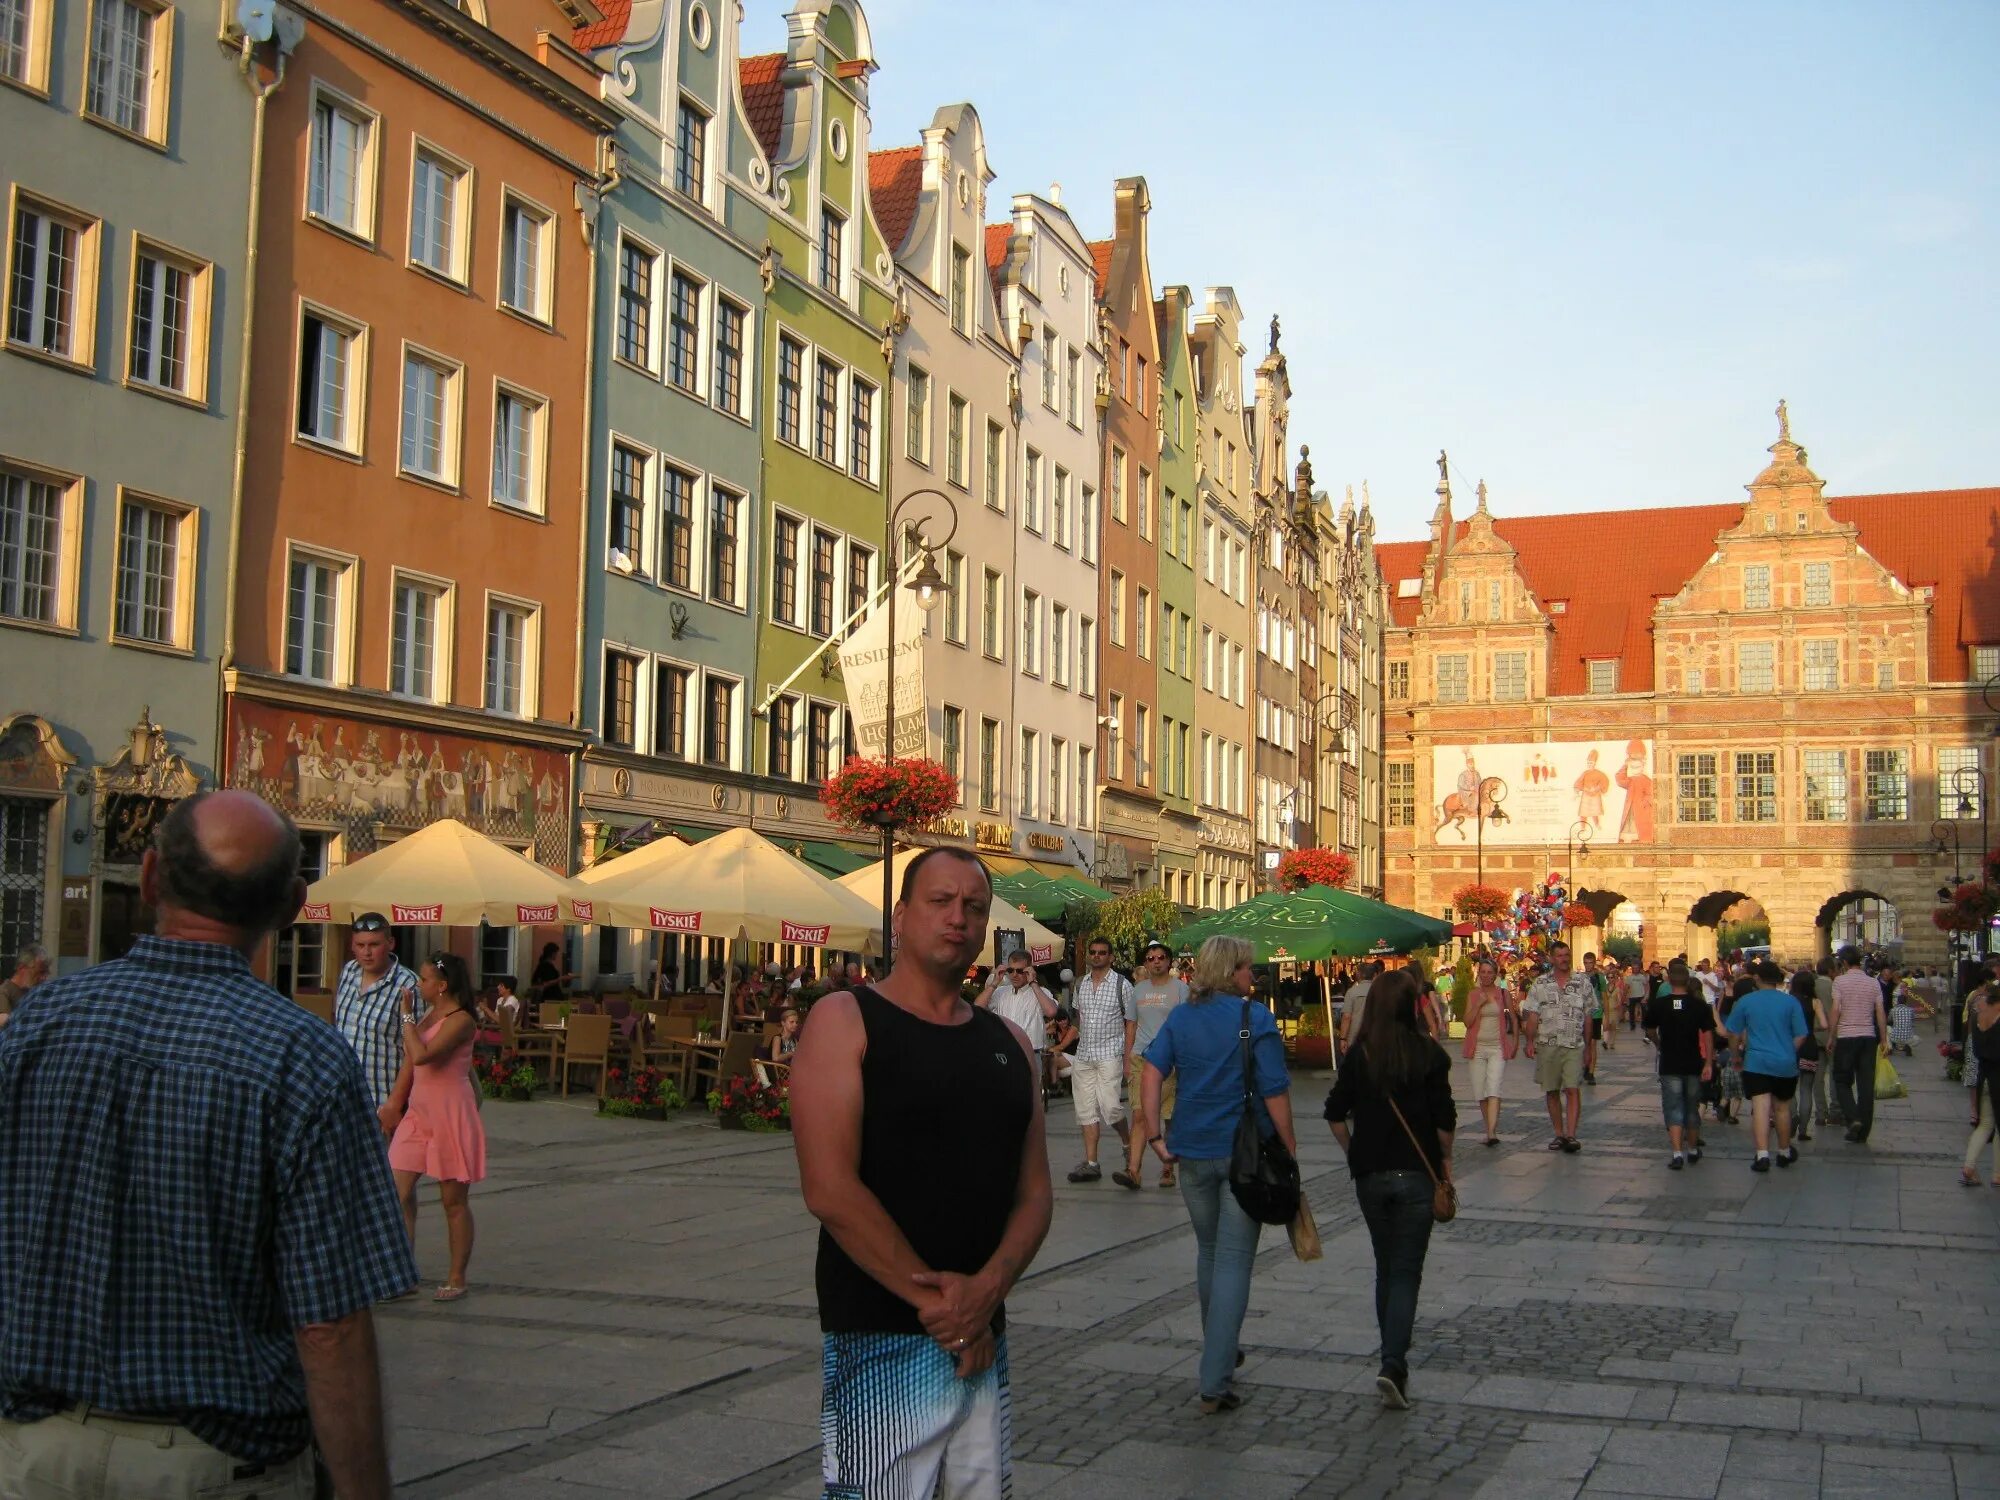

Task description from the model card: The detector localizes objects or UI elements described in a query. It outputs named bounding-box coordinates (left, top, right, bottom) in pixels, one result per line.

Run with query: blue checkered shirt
left=0, top=936, right=418, bottom=1461
left=335, top=957, right=422, bottom=1107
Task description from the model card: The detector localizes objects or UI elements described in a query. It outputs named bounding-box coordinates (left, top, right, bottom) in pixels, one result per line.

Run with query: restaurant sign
left=974, top=821, right=1014, bottom=853
left=649, top=908, right=702, bottom=932
left=392, top=903, right=444, bottom=924
left=780, top=919, right=831, bottom=945
left=1025, top=832, right=1065, bottom=853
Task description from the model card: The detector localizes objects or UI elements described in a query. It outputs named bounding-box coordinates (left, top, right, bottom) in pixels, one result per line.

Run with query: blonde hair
left=1191, top=935, right=1253, bottom=999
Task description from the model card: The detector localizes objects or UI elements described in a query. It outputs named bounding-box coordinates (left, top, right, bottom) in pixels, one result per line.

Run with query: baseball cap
left=1143, top=940, right=1171, bottom=957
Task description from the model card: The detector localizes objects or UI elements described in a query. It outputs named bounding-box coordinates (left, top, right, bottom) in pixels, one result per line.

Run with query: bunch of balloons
left=1485, top=872, right=1570, bottom=963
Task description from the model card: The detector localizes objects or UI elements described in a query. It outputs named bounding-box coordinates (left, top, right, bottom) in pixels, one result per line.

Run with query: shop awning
left=784, top=839, right=875, bottom=880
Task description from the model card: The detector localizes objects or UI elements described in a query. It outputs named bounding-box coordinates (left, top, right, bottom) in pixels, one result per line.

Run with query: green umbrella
left=990, top=870, right=1105, bottom=923
left=1168, top=885, right=1450, bottom=963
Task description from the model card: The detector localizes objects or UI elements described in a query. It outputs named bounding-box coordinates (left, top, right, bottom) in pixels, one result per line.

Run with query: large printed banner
left=1431, top=740, right=1655, bottom=847
left=837, top=602, right=926, bottom=760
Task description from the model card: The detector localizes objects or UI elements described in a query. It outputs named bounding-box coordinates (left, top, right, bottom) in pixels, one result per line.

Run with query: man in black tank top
left=790, top=847, right=1051, bottom=1500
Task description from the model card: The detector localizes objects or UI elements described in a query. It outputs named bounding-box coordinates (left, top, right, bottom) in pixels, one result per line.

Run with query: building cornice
left=226, top=670, right=589, bottom=751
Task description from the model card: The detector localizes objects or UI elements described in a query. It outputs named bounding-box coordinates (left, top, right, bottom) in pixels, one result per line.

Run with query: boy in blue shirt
left=1722, top=959, right=1809, bottom=1172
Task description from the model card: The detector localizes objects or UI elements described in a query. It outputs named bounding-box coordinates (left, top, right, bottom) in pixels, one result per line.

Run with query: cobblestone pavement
left=379, top=1025, right=2000, bottom=1498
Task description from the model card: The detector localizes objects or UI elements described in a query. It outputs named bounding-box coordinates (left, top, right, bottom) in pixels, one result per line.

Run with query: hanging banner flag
left=837, top=601, right=927, bottom=760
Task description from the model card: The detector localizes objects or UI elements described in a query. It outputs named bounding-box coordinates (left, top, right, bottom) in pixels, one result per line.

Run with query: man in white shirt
left=1338, top=962, right=1380, bottom=1058
left=1064, top=941, right=1136, bottom=1184
left=980, top=954, right=1057, bottom=1060
left=1522, top=942, right=1596, bottom=1153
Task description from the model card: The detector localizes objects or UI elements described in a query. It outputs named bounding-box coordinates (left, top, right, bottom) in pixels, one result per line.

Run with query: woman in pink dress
left=386, top=952, right=487, bottom=1301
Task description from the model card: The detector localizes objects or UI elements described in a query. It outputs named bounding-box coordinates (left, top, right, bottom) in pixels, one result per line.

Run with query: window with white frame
left=940, top=705, right=964, bottom=800
left=809, top=526, right=838, bottom=637
left=764, top=694, right=797, bottom=778
left=1137, top=466, right=1153, bottom=538
left=85, top=0, right=166, bottom=141
left=701, top=672, right=738, bottom=767
left=1020, top=588, right=1040, bottom=676
left=905, top=365, right=930, bottom=463
left=948, top=245, right=970, bottom=334
left=659, top=464, right=695, bottom=591
left=846, top=542, right=873, bottom=625
left=1742, top=563, right=1771, bottom=610
left=399, top=350, right=459, bottom=484
left=945, top=394, right=968, bottom=487
left=1051, top=464, right=1070, bottom=549
left=847, top=375, right=875, bottom=483
left=2, top=0, right=47, bottom=89
left=1738, top=640, right=1775, bottom=694
left=128, top=242, right=206, bottom=399
left=485, top=600, right=534, bottom=716
left=1586, top=658, right=1618, bottom=696
left=1803, top=749, right=1847, bottom=822
left=983, top=420, right=1003, bottom=510
left=806, top=701, right=838, bottom=783
left=1802, top=560, right=1831, bottom=608
left=1493, top=650, right=1528, bottom=702
left=775, top=333, right=804, bottom=447
left=615, top=238, right=657, bottom=370
left=694, top=484, right=741, bottom=607
left=7, top=196, right=96, bottom=362
left=308, top=91, right=374, bottom=237
left=666, top=268, right=702, bottom=394
left=674, top=97, right=709, bottom=201
left=981, top=567, right=1003, bottom=659
left=596, top=652, right=636, bottom=752
left=492, top=385, right=545, bottom=512
left=813, top=355, right=842, bottom=464
left=1080, top=484, right=1097, bottom=564
left=1863, top=748, right=1907, bottom=821
left=1022, top=447, right=1045, bottom=531
left=1734, top=751, right=1776, bottom=822
left=653, top=661, right=691, bottom=760
left=770, top=512, right=801, bottom=627
left=1801, top=638, right=1840, bottom=692
left=1109, top=446, right=1126, bottom=523
left=408, top=145, right=468, bottom=281
left=1012, top=728, right=1037, bottom=820
left=1077, top=745, right=1095, bottom=828
left=1106, top=693, right=1124, bottom=778
left=1675, top=753, right=1717, bottom=823
left=1065, top=346, right=1081, bottom=423
left=1049, top=737, right=1067, bottom=824
left=1134, top=704, right=1150, bottom=788
left=389, top=574, right=449, bottom=700
left=818, top=205, right=844, bottom=294
left=978, top=717, right=1001, bottom=811
left=1939, top=746, right=1984, bottom=820
left=499, top=196, right=551, bottom=321
left=0, top=465, right=71, bottom=627
left=1973, top=645, right=2000, bottom=683
left=608, top=441, right=647, bottom=573
left=284, top=552, right=346, bottom=682
left=111, top=493, right=187, bottom=647
left=1435, top=653, right=1468, bottom=703
left=1050, top=605, right=1068, bottom=688
left=942, top=549, right=965, bottom=645
left=712, top=296, right=746, bottom=415
left=1136, top=586, right=1151, bottom=659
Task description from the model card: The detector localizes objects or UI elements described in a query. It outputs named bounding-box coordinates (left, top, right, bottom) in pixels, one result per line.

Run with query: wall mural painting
left=1431, top=740, right=1655, bottom=847
left=226, top=701, right=569, bottom=867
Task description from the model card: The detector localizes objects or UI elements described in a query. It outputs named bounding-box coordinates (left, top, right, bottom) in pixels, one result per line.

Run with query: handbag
left=1288, top=1191, right=1323, bottom=1262
left=1385, top=1090, right=1457, bottom=1224
left=1228, top=999, right=1301, bottom=1225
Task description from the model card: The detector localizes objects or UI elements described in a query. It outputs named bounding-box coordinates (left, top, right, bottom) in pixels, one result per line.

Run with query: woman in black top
left=531, top=942, right=571, bottom=1004
left=1324, top=968, right=1456, bottom=1411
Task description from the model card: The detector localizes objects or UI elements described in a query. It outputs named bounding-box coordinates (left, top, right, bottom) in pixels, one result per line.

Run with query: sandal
left=432, top=1283, right=470, bottom=1303
left=1962, top=1169, right=1979, bottom=1187
left=1158, top=1169, right=1176, bottom=1188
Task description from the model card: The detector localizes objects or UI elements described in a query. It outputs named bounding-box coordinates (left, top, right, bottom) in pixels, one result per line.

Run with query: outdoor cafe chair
left=509, top=1012, right=559, bottom=1079
left=537, top=1002, right=566, bottom=1029
left=558, top=1014, right=615, bottom=1098
left=689, top=1032, right=758, bottom=1100
left=293, top=993, right=335, bottom=1025
left=753, top=1058, right=791, bottom=1089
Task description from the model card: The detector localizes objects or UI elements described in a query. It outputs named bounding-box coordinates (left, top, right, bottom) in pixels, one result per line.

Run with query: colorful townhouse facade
left=1190, top=287, right=1257, bottom=911
left=1151, top=286, right=1201, bottom=905
left=1247, top=322, right=1306, bottom=882
left=224, top=0, right=617, bottom=990
left=3, top=0, right=257, bottom=969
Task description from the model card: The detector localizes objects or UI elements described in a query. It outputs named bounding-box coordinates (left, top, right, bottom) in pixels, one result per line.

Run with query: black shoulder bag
left=1229, top=999, right=1301, bottom=1225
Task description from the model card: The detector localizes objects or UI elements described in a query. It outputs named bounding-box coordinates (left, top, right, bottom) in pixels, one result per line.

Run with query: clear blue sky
left=748, top=1, right=1998, bottom=541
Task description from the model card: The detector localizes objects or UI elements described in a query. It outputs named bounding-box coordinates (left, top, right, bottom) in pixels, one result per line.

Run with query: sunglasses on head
left=353, top=915, right=389, bottom=933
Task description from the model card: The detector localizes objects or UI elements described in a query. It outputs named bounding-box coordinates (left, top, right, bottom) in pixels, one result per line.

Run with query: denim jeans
left=1354, top=1170, right=1435, bottom=1380
left=1175, top=1156, right=1263, bottom=1399
left=1657, top=1074, right=1702, bottom=1129
left=1831, top=1037, right=1877, bottom=1138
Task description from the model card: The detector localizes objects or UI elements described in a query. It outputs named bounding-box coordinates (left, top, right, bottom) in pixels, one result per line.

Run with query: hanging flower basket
left=819, top=756, right=958, bottom=833
left=1934, top=880, right=1997, bottom=933
left=1560, top=901, right=1598, bottom=929
left=1451, top=883, right=1510, bottom=923
left=1274, top=847, right=1355, bottom=892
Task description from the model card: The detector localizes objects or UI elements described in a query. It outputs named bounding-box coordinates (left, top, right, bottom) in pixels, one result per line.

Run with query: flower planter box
left=599, top=1101, right=670, bottom=1121
left=717, top=1113, right=747, bottom=1130
left=483, top=1083, right=535, bottom=1102
left=1291, top=1038, right=1333, bottom=1070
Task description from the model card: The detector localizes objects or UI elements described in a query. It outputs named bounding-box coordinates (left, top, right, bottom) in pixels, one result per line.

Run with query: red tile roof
left=571, top=0, right=629, bottom=51
left=739, top=53, right=785, bottom=164
left=1376, top=488, right=2000, bottom=695
left=1087, top=238, right=1114, bottom=300
left=868, top=146, right=922, bottom=255
left=984, top=222, right=1012, bottom=304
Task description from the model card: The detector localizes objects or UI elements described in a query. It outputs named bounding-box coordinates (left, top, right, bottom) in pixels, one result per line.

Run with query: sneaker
left=1752, top=1155, right=1771, bottom=1173
left=1797, top=1128, right=1812, bottom=1141
left=1669, top=1154, right=1685, bottom=1171
left=1583, top=1072, right=1597, bottom=1086
left=1777, top=1147, right=1798, bottom=1167
left=1377, top=1371, right=1410, bottom=1410
left=1561, top=1137, right=1582, bottom=1154
left=1111, top=1169, right=1141, bottom=1190
left=1067, top=1161, right=1102, bottom=1183
left=1688, top=1146, right=1704, bottom=1164
left=1199, top=1391, right=1244, bottom=1415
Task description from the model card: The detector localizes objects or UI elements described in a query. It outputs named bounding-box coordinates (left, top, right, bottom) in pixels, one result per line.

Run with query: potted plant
left=1560, top=901, right=1598, bottom=931
left=1291, top=1005, right=1333, bottom=1070
left=599, top=1065, right=685, bottom=1120
left=706, top=1074, right=791, bottom=1131
left=1274, top=847, right=1356, bottom=893
left=1451, top=883, right=1510, bottom=927
left=477, top=1055, right=539, bottom=1102
left=819, top=755, right=958, bottom=832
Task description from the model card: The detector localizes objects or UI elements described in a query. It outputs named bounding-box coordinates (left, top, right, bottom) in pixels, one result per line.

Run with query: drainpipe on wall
left=567, top=137, right=616, bottom=875
left=215, top=31, right=292, bottom=781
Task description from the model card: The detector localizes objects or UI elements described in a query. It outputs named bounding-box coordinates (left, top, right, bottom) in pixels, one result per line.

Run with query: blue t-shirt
left=1142, top=995, right=1288, bottom=1161
left=1723, top=986, right=1807, bottom=1077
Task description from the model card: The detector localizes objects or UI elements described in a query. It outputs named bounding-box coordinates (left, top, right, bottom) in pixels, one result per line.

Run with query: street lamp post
left=1933, top=818, right=1965, bottom=968
left=1475, top=776, right=1510, bottom=891
left=1565, top=819, right=1592, bottom=892
left=880, top=487, right=959, bottom=966
left=1950, top=764, right=1990, bottom=959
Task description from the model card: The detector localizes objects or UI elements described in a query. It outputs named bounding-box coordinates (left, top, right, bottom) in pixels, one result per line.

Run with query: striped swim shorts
left=820, top=1330, right=1010, bottom=1499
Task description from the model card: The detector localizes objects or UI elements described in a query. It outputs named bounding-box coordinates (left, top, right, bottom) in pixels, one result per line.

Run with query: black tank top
left=815, top=986, right=1035, bottom=1336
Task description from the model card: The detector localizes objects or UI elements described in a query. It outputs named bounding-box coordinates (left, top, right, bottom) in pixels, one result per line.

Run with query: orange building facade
left=224, top=0, right=617, bottom=988
left=1378, top=412, right=1998, bottom=967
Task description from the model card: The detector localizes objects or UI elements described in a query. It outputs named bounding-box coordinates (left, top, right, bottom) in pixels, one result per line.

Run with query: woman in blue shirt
left=1141, top=935, right=1294, bottom=1414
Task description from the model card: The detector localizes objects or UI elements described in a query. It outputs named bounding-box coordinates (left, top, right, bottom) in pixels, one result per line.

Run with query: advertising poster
left=1431, top=740, right=1655, bottom=847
